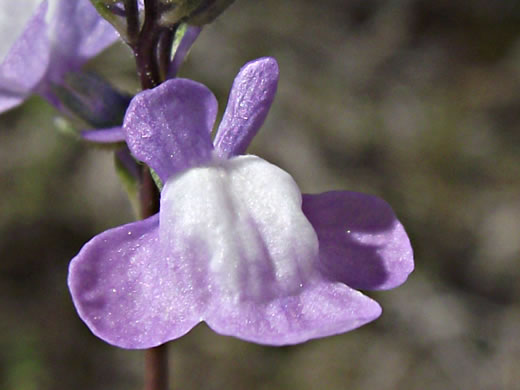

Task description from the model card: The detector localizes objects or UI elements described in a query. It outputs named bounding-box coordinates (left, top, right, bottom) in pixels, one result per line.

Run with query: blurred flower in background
left=0, top=0, right=117, bottom=112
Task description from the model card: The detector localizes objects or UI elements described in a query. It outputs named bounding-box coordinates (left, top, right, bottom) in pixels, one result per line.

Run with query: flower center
left=159, top=155, right=319, bottom=303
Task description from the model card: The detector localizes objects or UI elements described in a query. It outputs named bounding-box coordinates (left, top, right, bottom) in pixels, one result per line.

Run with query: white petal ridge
left=159, top=155, right=319, bottom=304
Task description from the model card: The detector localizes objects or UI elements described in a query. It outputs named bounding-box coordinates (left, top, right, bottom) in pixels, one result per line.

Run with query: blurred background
left=1, top=0, right=520, bottom=389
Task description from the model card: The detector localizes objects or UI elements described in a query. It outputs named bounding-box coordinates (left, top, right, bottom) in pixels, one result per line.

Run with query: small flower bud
left=54, top=72, right=131, bottom=128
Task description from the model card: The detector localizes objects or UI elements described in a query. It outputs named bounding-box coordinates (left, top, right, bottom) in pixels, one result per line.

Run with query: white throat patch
left=159, top=155, right=319, bottom=303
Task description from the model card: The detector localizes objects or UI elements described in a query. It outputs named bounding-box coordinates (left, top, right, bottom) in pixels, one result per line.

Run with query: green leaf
left=159, top=0, right=235, bottom=27
left=170, top=23, right=188, bottom=60
left=90, top=0, right=128, bottom=39
left=149, top=167, right=164, bottom=191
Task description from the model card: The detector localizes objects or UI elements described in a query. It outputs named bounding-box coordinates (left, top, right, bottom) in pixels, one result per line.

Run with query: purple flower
left=0, top=0, right=118, bottom=113
left=68, top=57, right=414, bottom=348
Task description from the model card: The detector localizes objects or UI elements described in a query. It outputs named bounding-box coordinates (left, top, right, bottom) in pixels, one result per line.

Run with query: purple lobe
left=0, top=1, right=50, bottom=112
left=302, top=191, right=414, bottom=291
left=123, top=79, right=217, bottom=182
left=205, top=276, right=381, bottom=345
left=214, top=57, right=279, bottom=158
left=68, top=215, right=201, bottom=349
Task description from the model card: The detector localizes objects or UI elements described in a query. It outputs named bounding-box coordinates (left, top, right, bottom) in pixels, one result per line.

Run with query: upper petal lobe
left=123, top=79, right=217, bottom=182
left=214, top=57, right=279, bottom=158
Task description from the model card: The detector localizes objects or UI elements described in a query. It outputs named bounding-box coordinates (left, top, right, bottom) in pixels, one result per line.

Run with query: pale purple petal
left=0, top=0, right=42, bottom=60
left=0, top=1, right=50, bottom=112
left=214, top=57, right=279, bottom=158
left=302, top=191, right=414, bottom=291
left=45, top=0, right=119, bottom=83
left=167, top=26, right=202, bottom=79
left=123, top=79, right=217, bottom=182
left=0, top=89, right=28, bottom=113
left=81, top=127, right=125, bottom=143
left=205, top=276, right=381, bottom=345
left=0, top=0, right=118, bottom=113
left=68, top=215, right=202, bottom=349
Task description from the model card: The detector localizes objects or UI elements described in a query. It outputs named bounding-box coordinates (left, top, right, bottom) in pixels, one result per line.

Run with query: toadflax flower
left=0, top=0, right=118, bottom=113
left=68, top=57, right=414, bottom=348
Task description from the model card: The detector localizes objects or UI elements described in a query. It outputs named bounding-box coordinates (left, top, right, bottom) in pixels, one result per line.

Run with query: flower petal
left=0, top=0, right=118, bottom=113
left=0, top=1, right=50, bottom=112
left=68, top=215, right=202, bottom=349
left=0, top=0, right=42, bottom=60
left=302, top=191, right=414, bottom=291
left=205, top=276, right=381, bottom=345
left=123, top=79, right=217, bottom=182
left=214, top=57, right=279, bottom=158
left=81, top=127, right=125, bottom=144
left=45, top=0, right=119, bottom=83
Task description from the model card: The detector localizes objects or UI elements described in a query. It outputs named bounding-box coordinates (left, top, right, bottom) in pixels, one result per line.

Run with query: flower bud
left=54, top=72, right=131, bottom=128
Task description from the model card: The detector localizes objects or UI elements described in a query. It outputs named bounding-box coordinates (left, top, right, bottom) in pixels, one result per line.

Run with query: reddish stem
left=133, top=2, right=169, bottom=390
left=144, top=344, right=169, bottom=390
